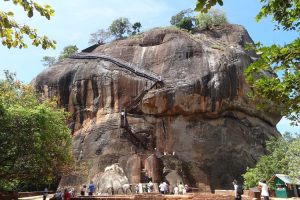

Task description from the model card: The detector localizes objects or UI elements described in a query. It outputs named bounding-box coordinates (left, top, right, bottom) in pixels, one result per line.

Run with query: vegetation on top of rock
left=0, top=0, right=56, bottom=49
left=41, top=56, right=57, bottom=67
left=58, top=45, right=79, bottom=61
left=243, top=132, right=300, bottom=189
left=41, top=45, right=78, bottom=67
left=132, top=22, right=142, bottom=35
left=89, top=20, right=142, bottom=44
left=109, top=17, right=132, bottom=39
left=170, top=9, right=196, bottom=31
left=196, top=8, right=227, bottom=30
left=170, top=8, right=227, bottom=31
left=0, top=71, right=72, bottom=191
left=89, top=29, right=112, bottom=45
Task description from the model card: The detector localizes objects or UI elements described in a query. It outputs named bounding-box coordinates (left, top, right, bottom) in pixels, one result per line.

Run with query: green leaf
left=29, top=34, right=35, bottom=39
left=7, top=12, right=14, bottom=16
left=27, top=10, right=33, bottom=18
left=217, top=0, right=223, bottom=6
left=12, top=40, right=18, bottom=47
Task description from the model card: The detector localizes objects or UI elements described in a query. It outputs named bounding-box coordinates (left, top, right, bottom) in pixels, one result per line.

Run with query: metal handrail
left=69, top=53, right=162, bottom=82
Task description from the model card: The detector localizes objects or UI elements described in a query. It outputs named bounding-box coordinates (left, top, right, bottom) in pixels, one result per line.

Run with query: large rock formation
left=34, top=24, right=280, bottom=192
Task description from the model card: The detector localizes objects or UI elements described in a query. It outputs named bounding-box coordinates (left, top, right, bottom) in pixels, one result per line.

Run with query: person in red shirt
left=63, top=188, right=71, bottom=200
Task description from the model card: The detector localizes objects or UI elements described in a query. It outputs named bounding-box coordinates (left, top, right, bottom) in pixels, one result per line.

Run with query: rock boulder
left=34, top=24, right=280, bottom=191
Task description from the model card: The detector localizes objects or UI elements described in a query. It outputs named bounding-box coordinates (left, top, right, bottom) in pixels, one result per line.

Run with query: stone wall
left=70, top=193, right=248, bottom=200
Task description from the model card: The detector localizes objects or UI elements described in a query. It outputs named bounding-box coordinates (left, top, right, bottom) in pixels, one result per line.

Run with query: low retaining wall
left=70, top=193, right=246, bottom=200
left=0, top=192, right=17, bottom=200
left=0, top=191, right=54, bottom=200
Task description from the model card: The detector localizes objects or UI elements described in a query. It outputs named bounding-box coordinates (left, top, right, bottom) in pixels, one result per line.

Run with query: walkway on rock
left=69, top=53, right=162, bottom=83
left=69, top=52, right=163, bottom=151
left=125, top=81, right=161, bottom=112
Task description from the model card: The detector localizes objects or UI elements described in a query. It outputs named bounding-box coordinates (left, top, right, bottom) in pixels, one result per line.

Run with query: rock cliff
left=34, top=24, right=281, bottom=192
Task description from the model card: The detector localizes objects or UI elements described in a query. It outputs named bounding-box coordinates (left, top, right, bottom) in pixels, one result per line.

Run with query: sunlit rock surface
left=34, top=24, right=280, bottom=192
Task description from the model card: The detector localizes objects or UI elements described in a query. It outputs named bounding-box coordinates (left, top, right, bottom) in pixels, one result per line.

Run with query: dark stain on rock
left=58, top=71, right=75, bottom=107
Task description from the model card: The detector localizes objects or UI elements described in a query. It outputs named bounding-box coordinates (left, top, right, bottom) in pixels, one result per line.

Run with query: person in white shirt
left=147, top=181, right=154, bottom=193
left=159, top=182, right=165, bottom=194
left=258, top=179, right=269, bottom=200
left=163, top=182, right=168, bottom=194
left=232, top=180, right=242, bottom=200
left=138, top=183, right=143, bottom=194
left=174, top=185, right=179, bottom=195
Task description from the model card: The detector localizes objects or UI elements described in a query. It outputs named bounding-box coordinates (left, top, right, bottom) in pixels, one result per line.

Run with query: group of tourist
left=135, top=181, right=154, bottom=193
left=49, top=188, right=72, bottom=200
left=133, top=181, right=188, bottom=195
left=49, top=181, right=95, bottom=200
left=47, top=178, right=270, bottom=199
left=50, top=188, right=75, bottom=200
left=158, top=181, right=188, bottom=195
left=80, top=181, right=95, bottom=196
left=233, top=178, right=269, bottom=200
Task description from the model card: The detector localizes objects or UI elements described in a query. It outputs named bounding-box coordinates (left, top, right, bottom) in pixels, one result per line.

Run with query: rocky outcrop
left=34, top=24, right=280, bottom=192
left=95, top=164, right=129, bottom=194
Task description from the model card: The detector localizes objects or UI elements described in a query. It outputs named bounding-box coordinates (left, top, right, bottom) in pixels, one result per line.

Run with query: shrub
left=196, top=8, right=227, bottom=29
left=170, top=9, right=196, bottom=31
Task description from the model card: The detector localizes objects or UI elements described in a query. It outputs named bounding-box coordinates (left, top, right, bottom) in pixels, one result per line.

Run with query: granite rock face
left=34, top=24, right=280, bottom=192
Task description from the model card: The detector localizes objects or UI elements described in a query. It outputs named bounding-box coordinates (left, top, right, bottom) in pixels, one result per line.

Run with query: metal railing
left=69, top=53, right=162, bottom=83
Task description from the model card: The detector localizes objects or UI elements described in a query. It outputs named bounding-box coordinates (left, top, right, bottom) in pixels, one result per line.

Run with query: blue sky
left=0, top=0, right=299, bottom=134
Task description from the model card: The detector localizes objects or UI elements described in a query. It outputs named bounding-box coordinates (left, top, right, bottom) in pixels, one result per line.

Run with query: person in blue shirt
left=43, top=188, right=48, bottom=200
left=88, top=181, right=95, bottom=196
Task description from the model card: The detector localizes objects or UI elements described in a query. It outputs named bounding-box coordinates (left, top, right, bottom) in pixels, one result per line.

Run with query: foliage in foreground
left=0, top=0, right=56, bottom=49
left=0, top=71, right=72, bottom=191
left=245, top=39, right=300, bottom=124
left=243, top=133, right=300, bottom=189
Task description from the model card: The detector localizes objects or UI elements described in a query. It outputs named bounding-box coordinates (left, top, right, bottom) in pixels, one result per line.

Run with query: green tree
left=109, top=17, right=131, bottom=39
left=132, top=22, right=142, bottom=35
left=0, top=71, right=72, bottom=191
left=170, top=9, right=195, bottom=31
left=195, top=0, right=223, bottom=13
left=195, top=0, right=299, bottom=30
left=243, top=133, right=300, bottom=188
left=0, top=0, right=56, bottom=49
left=244, top=0, right=300, bottom=124
left=196, top=8, right=227, bottom=29
left=41, top=45, right=78, bottom=67
left=41, top=56, right=56, bottom=67
left=58, top=45, right=78, bottom=61
left=89, top=29, right=111, bottom=45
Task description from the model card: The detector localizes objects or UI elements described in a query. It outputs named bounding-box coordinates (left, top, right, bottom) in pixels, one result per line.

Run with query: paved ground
left=18, top=195, right=300, bottom=200
left=19, top=194, right=53, bottom=200
left=272, top=198, right=300, bottom=200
